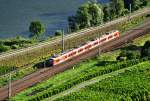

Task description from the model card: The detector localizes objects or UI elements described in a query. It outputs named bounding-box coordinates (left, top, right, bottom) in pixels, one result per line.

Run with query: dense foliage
left=117, top=40, right=150, bottom=61
left=141, top=40, right=150, bottom=58
left=54, top=30, right=62, bottom=36
left=0, top=66, right=17, bottom=76
left=0, top=37, right=34, bottom=52
left=117, top=50, right=141, bottom=60
left=29, top=21, right=45, bottom=39
left=124, top=0, right=149, bottom=11
left=68, top=2, right=103, bottom=31
left=68, top=0, right=149, bottom=31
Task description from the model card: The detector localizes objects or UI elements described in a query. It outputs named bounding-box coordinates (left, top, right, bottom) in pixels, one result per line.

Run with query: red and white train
left=47, top=30, right=120, bottom=66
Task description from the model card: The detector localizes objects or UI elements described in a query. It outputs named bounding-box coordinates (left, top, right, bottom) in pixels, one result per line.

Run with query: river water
left=0, top=0, right=109, bottom=38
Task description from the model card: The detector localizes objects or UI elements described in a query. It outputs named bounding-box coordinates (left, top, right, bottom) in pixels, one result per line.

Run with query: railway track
left=0, top=22, right=150, bottom=100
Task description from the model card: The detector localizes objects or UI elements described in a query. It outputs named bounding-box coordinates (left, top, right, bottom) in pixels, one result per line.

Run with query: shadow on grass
left=121, top=44, right=142, bottom=51
left=95, top=61, right=117, bottom=67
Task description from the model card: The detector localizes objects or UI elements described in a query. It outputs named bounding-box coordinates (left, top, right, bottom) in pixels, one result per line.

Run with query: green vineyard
left=54, top=61, right=150, bottom=101
left=12, top=59, right=147, bottom=101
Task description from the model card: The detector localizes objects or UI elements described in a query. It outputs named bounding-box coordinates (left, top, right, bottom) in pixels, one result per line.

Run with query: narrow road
left=44, top=61, right=145, bottom=101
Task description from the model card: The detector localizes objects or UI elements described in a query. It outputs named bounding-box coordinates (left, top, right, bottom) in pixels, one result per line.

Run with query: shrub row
left=24, top=59, right=144, bottom=101
left=55, top=61, right=150, bottom=101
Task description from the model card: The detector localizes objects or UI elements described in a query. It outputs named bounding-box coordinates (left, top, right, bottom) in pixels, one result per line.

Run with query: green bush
left=54, top=30, right=62, bottom=36
left=141, top=41, right=150, bottom=58
left=126, top=51, right=141, bottom=60
left=11, top=45, right=19, bottom=49
left=0, top=45, right=11, bottom=52
left=0, top=66, right=17, bottom=75
left=118, top=50, right=141, bottom=60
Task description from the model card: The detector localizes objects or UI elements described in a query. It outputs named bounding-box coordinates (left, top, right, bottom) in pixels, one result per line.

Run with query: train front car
left=113, top=30, right=120, bottom=38
left=46, top=30, right=120, bottom=67
left=46, top=58, right=54, bottom=67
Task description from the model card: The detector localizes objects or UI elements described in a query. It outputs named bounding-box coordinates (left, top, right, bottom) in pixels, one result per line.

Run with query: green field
left=11, top=30, right=150, bottom=101
left=11, top=57, right=145, bottom=100
left=54, top=61, right=150, bottom=101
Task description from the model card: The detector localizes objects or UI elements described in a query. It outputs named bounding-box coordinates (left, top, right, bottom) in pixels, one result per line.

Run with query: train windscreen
left=46, top=59, right=54, bottom=67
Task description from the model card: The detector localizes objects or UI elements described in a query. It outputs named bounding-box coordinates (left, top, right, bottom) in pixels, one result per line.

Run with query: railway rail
left=0, top=21, right=150, bottom=100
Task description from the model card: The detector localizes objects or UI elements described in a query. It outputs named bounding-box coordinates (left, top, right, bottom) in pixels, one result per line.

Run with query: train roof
left=50, top=30, right=119, bottom=59
left=105, top=30, right=118, bottom=35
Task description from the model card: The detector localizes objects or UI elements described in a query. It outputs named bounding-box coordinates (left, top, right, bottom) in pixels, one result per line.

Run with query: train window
left=114, top=33, right=118, bottom=36
left=78, top=48, right=83, bottom=52
left=72, top=51, right=76, bottom=55
left=63, top=56, right=67, bottom=59
left=65, top=55, right=67, bottom=58
left=93, top=42, right=98, bottom=45
left=100, top=38, right=106, bottom=42
left=68, top=51, right=76, bottom=57
left=108, top=35, right=113, bottom=39
left=85, top=45, right=91, bottom=49
left=68, top=53, right=72, bottom=57
left=85, top=46, right=89, bottom=49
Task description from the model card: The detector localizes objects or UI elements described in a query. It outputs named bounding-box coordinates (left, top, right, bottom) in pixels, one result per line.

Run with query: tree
left=68, top=2, right=104, bottom=31
left=117, top=50, right=140, bottom=60
left=68, top=16, right=79, bottom=32
left=140, top=0, right=148, bottom=6
left=109, top=2, right=117, bottom=20
left=29, top=21, right=45, bottom=39
left=132, top=0, right=141, bottom=10
left=54, top=30, right=62, bottom=36
left=103, top=4, right=110, bottom=22
left=141, top=41, right=150, bottom=58
left=88, top=2, right=103, bottom=26
left=124, top=0, right=141, bottom=11
left=111, top=0, right=125, bottom=17
left=76, top=3, right=91, bottom=29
